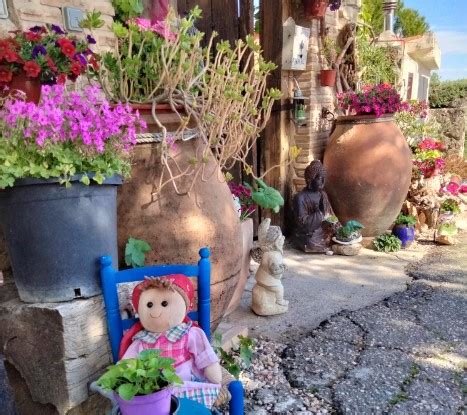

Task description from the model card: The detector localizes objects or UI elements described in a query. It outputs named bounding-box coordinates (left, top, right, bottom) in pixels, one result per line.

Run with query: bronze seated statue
left=292, top=160, right=338, bottom=253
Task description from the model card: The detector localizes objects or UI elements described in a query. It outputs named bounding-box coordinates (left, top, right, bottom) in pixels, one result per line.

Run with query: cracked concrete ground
left=243, top=232, right=466, bottom=414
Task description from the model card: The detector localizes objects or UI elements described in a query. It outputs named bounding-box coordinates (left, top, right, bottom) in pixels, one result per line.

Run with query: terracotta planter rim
left=335, top=113, right=395, bottom=125
left=127, top=103, right=184, bottom=111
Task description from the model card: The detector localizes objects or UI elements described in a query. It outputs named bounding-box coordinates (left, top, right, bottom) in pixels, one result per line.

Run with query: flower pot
left=392, top=224, right=415, bottom=248
left=117, top=138, right=242, bottom=329
left=130, top=103, right=189, bottom=133
left=320, top=69, right=337, bottom=87
left=0, top=175, right=121, bottom=302
left=332, top=233, right=363, bottom=245
left=9, top=72, right=41, bottom=103
left=302, top=0, right=329, bottom=18
left=225, top=218, right=253, bottom=315
left=324, top=114, right=412, bottom=236
left=115, top=388, right=172, bottom=415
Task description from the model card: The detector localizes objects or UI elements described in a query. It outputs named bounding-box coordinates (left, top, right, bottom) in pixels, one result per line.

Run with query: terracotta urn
left=225, top=218, right=253, bottom=315
left=117, top=115, right=242, bottom=327
left=323, top=114, right=412, bottom=236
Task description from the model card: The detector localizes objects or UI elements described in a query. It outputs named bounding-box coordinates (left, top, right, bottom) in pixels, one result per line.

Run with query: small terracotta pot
left=302, top=0, right=329, bottom=18
left=9, top=72, right=41, bottom=103
left=320, top=69, right=337, bottom=87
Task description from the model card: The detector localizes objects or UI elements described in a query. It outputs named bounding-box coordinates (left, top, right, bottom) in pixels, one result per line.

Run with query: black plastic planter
left=0, top=175, right=122, bottom=303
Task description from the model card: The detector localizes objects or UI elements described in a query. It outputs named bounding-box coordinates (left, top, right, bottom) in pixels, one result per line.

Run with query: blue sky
left=403, top=0, right=467, bottom=80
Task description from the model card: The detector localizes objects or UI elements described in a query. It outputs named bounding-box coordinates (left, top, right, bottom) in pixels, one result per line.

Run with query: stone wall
left=430, top=107, right=466, bottom=158
left=287, top=0, right=361, bottom=192
left=0, top=0, right=115, bottom=50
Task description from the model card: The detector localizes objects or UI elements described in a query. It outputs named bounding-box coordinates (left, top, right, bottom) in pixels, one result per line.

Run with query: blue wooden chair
left=99, top=247, right=244, bottom=415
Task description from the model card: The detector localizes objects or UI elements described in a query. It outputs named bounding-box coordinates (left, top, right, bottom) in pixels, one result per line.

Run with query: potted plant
left=0, top=24, right=98, bottom=102
left=392, top=213, right=417, bottom=248
left=0, top=84, right=145, bottom=303
left=320, top=36, right=339, bottom=87
left=96, top=349, right=183, bottom=415
left=333, top=220, right=364, bottom=245
left=440, top=198, right=461, bottom=215
left=324, top=84, right=412, bottom=236
left=302, top=0, right=342, bottom=19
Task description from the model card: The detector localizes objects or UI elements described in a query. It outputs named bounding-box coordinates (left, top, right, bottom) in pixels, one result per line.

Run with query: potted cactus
left=392, top=213, right=417, bottom=248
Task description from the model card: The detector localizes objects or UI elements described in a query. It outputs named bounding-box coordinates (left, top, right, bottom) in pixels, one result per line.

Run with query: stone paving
left=243, top=233, right=467, bottom=414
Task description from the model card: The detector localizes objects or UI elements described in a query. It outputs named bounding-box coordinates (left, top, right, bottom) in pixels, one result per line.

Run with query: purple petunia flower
left=86, top=35, right=96, bottom=45
left=30, top=26, right=43, bottom=33
left=32, top=45, right=47, bottom=58
left=51, top=24, right=65, bottom=35
left=75, top=53, right=87, bottom=66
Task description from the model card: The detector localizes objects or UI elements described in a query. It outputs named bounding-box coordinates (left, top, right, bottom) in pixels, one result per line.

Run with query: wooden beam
left=260, top=0, right=288, bottom=227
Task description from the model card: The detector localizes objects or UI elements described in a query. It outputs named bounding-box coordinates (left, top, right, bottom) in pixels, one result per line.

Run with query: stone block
left=18, top=4, right=62, bottom=23
left=40, top=0, right=114, bottom=16
left=332, top=243, right=362, bottom=256
left=214, top=321, right=249, bottom=353
left=0, top=295, right=111, bottom=414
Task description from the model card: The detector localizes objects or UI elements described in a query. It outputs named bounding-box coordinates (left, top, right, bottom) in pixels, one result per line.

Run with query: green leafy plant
left=245, top=179, right=284, bottom=213
left=394, top=213, right=417, bottom=226
left=373, top=233, right=402, bottom=252
left=125, top=238, right=151, bottom=267
left=321, top=36, right=340, bottom=69
left=213, top=333, right=255, bottom=379
left=438, top=223, right=458, bottom=236
left=429, top=77, right=467, bottom=108
left=440, top=198, right=461, bottom=214
left=356, top=36, right=400, bottom=87
left=96, top=349, right=182, bottom=400
left=336, top=220, right=364, bottom=241
left=112, top=0, right=144, bottom=22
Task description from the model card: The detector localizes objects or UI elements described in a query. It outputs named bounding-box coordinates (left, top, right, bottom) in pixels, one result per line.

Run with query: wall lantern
left=291, top=86, right=308, bottom=126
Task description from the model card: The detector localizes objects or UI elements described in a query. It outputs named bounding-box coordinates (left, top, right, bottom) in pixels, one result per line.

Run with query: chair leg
left=228, top=380, right=244, bottom=415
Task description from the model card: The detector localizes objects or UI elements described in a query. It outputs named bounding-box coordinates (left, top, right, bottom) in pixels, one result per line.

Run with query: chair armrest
left=228, top=380, right=244, bottom=415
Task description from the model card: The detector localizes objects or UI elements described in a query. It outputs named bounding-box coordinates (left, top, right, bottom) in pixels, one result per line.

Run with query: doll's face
left=138, top=287, right=187, bottom=333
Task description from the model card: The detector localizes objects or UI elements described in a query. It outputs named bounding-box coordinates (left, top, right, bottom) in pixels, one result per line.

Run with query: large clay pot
left=225, top=218, right=253, bottom=316
left=117, top=138, right=242, bottom=328
left=9, top=72, right=41, bottom=103
left=320, top=69, right=337, bottom=87
left=324, top=114, right=412, bottom=236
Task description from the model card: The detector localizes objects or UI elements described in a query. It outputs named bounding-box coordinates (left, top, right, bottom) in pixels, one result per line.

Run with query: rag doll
left=119, top=274, right=222, bottom=408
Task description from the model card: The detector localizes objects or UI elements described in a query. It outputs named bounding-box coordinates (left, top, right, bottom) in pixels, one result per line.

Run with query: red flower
left=25, top=32, right=42, bottom=42
left=0, top=66, right=12, bottom=83
left=89, top=56, right=99, bottom=71
left=57, top=73, right=67, bottom=85
left=3, top=49, right=19, bottom=63
left=47, top=57, right=58, bottom=72
left=23, top=60, right=41, bottom=78
left=57, top=38, right=75, bottom=58
left=70, top=61, right=82, bottom=76
left=0, top=40, right=12, bottom=60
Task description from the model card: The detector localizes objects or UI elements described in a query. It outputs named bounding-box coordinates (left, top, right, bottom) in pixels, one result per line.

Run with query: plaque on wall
left=0, top=0, right=8, bottom=19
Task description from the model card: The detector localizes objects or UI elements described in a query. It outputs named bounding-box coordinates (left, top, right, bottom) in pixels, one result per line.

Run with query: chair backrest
left=100, top=247, right=211, bottom=363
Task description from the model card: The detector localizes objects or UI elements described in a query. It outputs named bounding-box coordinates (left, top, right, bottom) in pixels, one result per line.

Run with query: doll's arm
left=120, top=340, right=142, bottom=360
left=188, top=327, right=222, bottom=384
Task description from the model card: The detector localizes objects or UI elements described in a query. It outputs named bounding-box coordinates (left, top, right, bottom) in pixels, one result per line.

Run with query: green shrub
left=440, top=198, right=461, bottom=214
left=429, top=78, right=467, bottom=108
left=373, top=234, right=402, bottom=252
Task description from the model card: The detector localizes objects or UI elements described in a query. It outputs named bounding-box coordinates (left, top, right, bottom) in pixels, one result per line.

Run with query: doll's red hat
left=132, top=274, right=195, bottom=312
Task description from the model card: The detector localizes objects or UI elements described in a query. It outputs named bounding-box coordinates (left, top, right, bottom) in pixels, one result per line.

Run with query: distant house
left=378, top=2, right=441, bottom=102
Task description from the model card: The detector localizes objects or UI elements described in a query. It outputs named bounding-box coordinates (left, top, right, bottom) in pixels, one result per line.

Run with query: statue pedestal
left=0, top=288, right=112, bottom=414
